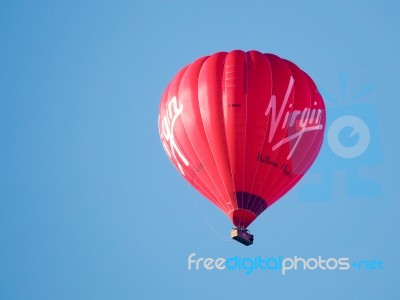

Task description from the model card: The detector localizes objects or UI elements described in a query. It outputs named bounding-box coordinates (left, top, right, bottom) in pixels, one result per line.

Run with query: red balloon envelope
left=158, top=50, right=326, bottom=236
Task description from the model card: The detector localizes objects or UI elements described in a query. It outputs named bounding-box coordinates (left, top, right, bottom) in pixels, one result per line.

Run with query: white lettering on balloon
left=265, top=76, right=324, bottom=160
left=159, top=96, right=189, bottom=175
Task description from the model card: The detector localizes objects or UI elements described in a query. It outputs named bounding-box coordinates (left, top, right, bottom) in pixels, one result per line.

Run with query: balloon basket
left=231, top=227, right=254, bottom=246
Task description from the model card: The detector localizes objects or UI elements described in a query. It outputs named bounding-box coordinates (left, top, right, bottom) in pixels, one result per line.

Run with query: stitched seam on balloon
left=161, top=63, right=226, bottom=212
left=179, top=57, right=231, bottom=213
left=245, top=52, right=272, bottom=215
left=227, top=208, right=257, bottom=216
left=179, top=105, right=226, bottom=212
left=239, top=51, right=249, bottom=228
left=198, top=52, right=235, bottom=213
left=221, top=53, right=238, bottom=212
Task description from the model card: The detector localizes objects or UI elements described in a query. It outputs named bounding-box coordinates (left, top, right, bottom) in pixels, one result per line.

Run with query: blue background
left=1, top=1, right=399, bottom=299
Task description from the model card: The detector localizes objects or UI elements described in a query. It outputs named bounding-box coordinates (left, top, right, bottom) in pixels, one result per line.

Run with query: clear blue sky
left=1, top=1, right=399, bottom=299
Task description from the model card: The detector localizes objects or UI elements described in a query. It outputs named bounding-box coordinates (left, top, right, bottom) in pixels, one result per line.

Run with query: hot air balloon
left=158, top=50, right=326, bottom=246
